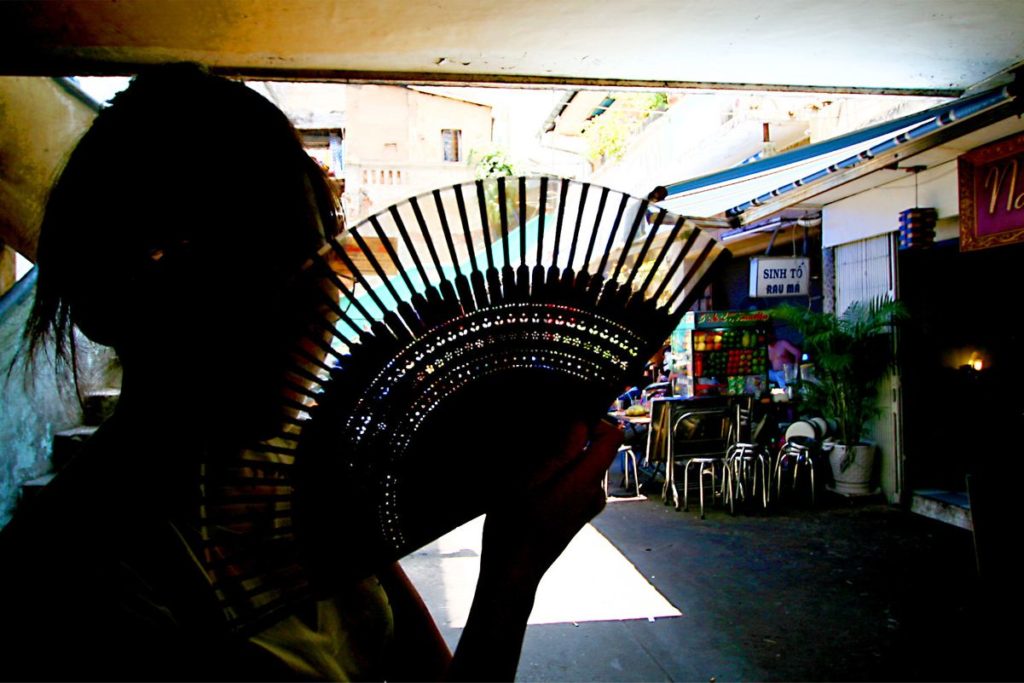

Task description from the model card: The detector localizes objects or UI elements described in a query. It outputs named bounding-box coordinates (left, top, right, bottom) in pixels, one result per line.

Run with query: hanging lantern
left=898, top=207, right=937, bottom=250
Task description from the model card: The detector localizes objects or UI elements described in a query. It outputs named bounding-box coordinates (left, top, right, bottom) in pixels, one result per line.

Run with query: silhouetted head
left=26, top=64, right=339, bottom=438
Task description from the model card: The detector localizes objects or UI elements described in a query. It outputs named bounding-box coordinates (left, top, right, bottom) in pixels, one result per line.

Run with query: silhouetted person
left=1, top=64, right=620, bottom=681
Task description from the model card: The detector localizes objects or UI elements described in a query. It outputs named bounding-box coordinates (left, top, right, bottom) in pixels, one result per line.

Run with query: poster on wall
left=959, top=131, right=1024, bottom=252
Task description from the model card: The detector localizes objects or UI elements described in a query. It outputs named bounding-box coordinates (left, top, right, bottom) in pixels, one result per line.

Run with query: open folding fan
left=197, top=175, right=729, bottom=632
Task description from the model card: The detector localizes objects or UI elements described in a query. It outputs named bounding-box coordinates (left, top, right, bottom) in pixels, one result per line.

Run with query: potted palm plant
left=772, top=296, right=908, bottom=495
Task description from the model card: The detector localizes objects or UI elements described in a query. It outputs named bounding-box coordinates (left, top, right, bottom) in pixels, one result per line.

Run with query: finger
left=540, top=420, right=622, bottom=503
left=592, top=417, right=625, bottom=449
left=571, top=420, right=624, bottom=484
left=524, top=420, right=591, bottom=488
left=559, top=467, right=609, bottom=526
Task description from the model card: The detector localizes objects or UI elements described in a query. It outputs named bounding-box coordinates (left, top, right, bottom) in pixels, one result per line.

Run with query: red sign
left=959, top=132, right=1024, bottom=252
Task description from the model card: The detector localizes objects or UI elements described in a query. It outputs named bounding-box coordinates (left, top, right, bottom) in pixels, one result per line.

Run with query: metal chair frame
left=725, top=401, right=770, bottom=513
left=726, top=442, right=770, bottom=512
left=604, top=444, right=641, bottom=498
left=663, top=407, right=733, bottom=519
left=773, top=437, right=818, bottom=505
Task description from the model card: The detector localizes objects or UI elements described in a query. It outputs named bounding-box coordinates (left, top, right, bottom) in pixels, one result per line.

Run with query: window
left=442, top=129, right=462, bottom=162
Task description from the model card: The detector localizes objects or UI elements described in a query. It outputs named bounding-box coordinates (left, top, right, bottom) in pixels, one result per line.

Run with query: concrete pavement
left=402, top=487, right=1004, bottom=681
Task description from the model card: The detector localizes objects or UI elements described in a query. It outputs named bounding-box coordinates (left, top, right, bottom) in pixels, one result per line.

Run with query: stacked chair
left=663, top=403, right=733, bottom=519
left=724, top=397, right=771, bottom=513
left=772, top=421, right=823, bottom=506
left=648, top=396, right=827, bottom=519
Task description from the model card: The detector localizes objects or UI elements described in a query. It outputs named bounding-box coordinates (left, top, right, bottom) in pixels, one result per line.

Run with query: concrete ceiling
left=2, top=0, right=1023, bottom=95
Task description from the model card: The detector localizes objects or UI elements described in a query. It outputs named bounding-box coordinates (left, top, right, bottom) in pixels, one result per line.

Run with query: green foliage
left=582, top=92, right=668, bottom=165
left=470, top=147, right=516, bottom=179
left=773, top=296, right=908, bottom=448
left=467, top=148, right=520, bottom=233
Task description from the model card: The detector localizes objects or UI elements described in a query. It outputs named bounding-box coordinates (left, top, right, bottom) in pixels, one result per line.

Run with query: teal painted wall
left=0, top=276, right=80, bottom=528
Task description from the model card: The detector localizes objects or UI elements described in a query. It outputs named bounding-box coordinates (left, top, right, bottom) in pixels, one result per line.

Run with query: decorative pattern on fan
left=196, top=176, right=730, bottom=633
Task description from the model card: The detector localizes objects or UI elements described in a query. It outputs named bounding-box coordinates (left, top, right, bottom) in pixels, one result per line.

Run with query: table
left=606, top=410, right=651, bottom=426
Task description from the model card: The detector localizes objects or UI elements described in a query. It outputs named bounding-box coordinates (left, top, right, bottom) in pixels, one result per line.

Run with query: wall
left=342, top=85, right=493, bottom=222
left=0, top=77, right=96, bottom=261
left=0, top=78, right=104, bottom=528
left=0, top=242, right=14, bottom=295
left=0, top=275, right=79, bottom=527
left=822, top=161, right=958, bottom=248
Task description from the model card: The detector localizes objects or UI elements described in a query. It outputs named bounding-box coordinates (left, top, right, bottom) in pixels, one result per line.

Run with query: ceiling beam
left=0, top=59, right=965, bottom=98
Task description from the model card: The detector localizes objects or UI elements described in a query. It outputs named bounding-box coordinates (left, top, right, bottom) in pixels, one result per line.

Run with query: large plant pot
left=829, top=443, right=876, bottom=495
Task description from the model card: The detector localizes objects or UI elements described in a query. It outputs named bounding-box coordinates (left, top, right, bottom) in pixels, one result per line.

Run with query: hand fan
left=196, top=175, right=730, bottom=632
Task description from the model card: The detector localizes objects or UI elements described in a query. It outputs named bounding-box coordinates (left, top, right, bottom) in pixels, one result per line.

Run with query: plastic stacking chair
left=773, top=436, right=818, bottom=505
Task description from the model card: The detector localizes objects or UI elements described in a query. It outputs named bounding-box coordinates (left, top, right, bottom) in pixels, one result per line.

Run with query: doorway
left=898, top=238, right=1024, bottom=493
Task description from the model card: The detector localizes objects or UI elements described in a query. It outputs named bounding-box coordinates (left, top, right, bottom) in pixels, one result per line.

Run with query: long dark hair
left=23, top=63, right=340, bottom=375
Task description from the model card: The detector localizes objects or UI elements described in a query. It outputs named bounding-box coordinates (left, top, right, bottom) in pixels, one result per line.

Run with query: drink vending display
left=689, top=311, right=770, bottom=397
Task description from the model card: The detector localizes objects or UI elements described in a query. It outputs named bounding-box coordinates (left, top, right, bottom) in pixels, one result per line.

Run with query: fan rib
left=564, top=182, right=589, bottom=271
left=357, top=221, right=409, bottom=303
left=497, top=177, right=512, bottom=269
left=339, top=229, right=418, bottom=343
left=453, top=183, right=489, bottom=309
left=551, top=179, right=567, bottom=265
left=634, top=214, right=684, bottom=301
left=496, top=177, right=517, bottom=301
left=429, top=190, right=461, bottom=271
left=610, top=199, right=648, bottom=284
left=624, top=208, right=668, bottom=292
left=474, top=180, right=496, bottom=272
left=367, top=213, right=430, bottom=334
left=312, top=286, right=366, bottom=346
left=282, top=379, right=321, bottom=402
left=408, top=197, right=445, bottom=282
left=595, top=192, right=629, bottom=279
left=515, top=176, right=531, bottom=298
left=296, top=325, right=348, bottom=367
left=387, top=206, right=432, bottom=290
left=532, top=177, right=548, bottom=292
left=581, top=186, right=609, bottom=275
left=668, top=238, right=718, bottom=312
left=285, top=363, right=329, bottom=391
left=429, top=189, right=473, bottom=313
left=650, top=220, right=699, bottom=303
left=324, top=241, right=393, bottom=327
left=311, top=254, right=376, bottom=338
left=519, top=177, right=528, bottom=265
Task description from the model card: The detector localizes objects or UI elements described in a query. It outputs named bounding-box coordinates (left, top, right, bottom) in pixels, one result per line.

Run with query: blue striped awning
left=660, top=84, right=1018, bottom=221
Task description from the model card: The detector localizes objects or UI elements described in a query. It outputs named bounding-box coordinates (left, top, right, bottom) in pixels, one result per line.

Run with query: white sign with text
left=749, top=256, right=809, bottom=298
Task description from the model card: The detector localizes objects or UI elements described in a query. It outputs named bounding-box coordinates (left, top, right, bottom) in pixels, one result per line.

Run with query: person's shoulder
left=0, top=418, right=172, bottom=594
